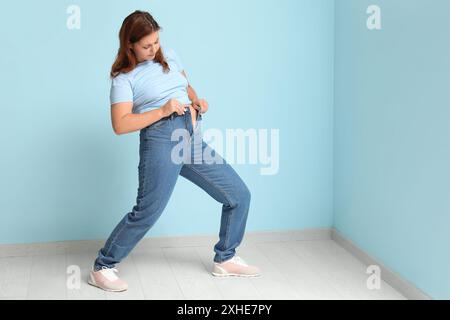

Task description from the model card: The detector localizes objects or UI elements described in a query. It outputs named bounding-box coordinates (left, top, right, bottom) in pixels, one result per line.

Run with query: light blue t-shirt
left=109, top=46, right=191, bottom=114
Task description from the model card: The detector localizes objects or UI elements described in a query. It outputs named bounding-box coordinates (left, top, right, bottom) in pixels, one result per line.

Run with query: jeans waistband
left=169, top=104, right=192, bottom=120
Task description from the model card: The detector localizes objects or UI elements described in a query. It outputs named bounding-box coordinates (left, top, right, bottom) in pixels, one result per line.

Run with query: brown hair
left=110, top=10, right=170, bottom=78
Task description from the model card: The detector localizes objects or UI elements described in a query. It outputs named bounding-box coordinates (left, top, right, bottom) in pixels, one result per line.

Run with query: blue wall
left=0, top=1, right=335, bottom=243
left=334, top=0, right=450, bottom=299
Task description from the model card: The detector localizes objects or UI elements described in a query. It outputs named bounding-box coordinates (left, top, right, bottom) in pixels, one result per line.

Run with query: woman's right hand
left=159, top=98, right=187, bottom=118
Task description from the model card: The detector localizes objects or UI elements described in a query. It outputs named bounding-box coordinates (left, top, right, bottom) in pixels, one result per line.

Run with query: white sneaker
left=212, top=256, right=261, bottom=277
left=88, top=267, right=128, bottom=292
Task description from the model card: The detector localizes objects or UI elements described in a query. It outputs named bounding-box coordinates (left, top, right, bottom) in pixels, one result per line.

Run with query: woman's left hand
left=192, top=98, right=209, bottom=114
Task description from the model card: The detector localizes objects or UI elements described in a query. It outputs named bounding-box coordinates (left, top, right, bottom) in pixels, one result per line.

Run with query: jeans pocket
left=148, top=118, right=168, bottom=130
left=144, top=117, right=171, bottom=140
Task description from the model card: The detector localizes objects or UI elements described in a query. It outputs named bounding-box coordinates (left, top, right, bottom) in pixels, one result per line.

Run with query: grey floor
left=0, top=239, right=406, bottom=300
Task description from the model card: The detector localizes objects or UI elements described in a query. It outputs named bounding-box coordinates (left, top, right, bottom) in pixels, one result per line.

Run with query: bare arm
left=111, top=99, right=187, bottom=135
left=182, top=70, right=209, bottom=114
left=183, top=70, right=199, bottom=103
left=111, top=102, right=164, bottom=135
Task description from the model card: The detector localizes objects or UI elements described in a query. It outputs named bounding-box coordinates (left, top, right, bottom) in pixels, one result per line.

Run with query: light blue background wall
left=334, top=0, right=450, bottom=299
left=0, top=1, right=334, bottom=243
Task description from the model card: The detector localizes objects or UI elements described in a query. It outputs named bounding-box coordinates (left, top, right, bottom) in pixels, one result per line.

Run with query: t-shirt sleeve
left=109, top=74, right=133, bottom=105
left=166, top=47, right=184, bottom=72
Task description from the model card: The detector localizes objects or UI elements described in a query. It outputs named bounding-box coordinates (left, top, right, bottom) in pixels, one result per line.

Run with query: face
left=130, top=31, right=160, bottom=63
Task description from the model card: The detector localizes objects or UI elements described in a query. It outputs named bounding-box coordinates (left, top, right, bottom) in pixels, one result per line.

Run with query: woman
left=89, top=10, right=261, bottom=292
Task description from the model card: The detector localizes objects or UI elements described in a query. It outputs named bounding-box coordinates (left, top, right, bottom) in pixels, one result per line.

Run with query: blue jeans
left=94, top=107, right=251, bottom=271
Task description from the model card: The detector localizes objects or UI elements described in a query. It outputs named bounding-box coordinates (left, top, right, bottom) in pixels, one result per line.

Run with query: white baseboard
left=331, top=228, right=432, bottom=300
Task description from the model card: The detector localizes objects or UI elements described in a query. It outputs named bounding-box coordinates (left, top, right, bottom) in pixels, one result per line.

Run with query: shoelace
left=99, top=267, right=119, bottom=281
left=230, top=256, right=249, bottom=267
